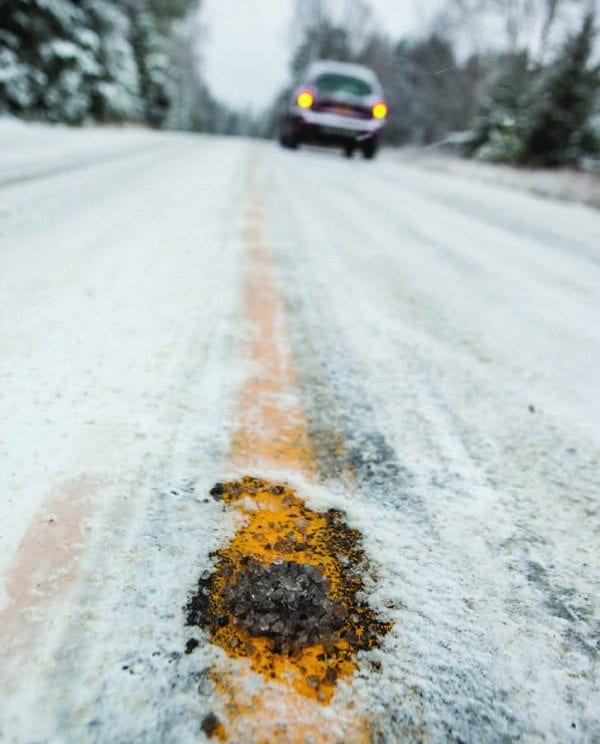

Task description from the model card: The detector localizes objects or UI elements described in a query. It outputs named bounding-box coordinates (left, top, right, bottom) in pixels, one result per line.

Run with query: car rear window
left=314, top=74, right=372, bottom=97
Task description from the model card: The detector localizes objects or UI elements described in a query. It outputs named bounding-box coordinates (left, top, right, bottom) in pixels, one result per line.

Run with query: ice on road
left=0, top=121, right=598, bottom=743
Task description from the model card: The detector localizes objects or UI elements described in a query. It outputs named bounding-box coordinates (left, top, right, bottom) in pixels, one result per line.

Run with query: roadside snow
left=387, top=146, right=600, bottom=209
left=0, top=117, right=165, bottom=186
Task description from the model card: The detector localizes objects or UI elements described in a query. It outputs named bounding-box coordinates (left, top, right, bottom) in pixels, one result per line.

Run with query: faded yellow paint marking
left=0, top=476, right=97, bottom=688
left=209, top=668, right=370, bottom=744
left=229, top=162, right=315, bottom=476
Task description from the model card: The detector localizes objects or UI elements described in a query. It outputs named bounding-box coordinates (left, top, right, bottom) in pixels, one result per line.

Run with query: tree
left=469, top=51, right=535, bottom=162
left=288, top=0, right=375, bottom=78
left=525, top=11, right=599, bottom=165
left=0, top=0, right=206, bottom=126
left=381, top=33, right=478, bottom=145
left=439, top=0, right=589, bottom=60
left=0, top=0, right=140, bottom=123
left=85, top=0, right=141, bottom=122
left=120, top=0, right=200, bottom=127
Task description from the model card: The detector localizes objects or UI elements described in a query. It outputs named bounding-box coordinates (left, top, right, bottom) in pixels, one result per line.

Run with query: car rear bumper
left=291, top=109, right=383, bottom=144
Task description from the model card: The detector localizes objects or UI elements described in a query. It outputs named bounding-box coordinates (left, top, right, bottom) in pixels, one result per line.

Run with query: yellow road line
left=198, top=152, right=389, bottom=742
left=230, top=162, right=315, bottom=476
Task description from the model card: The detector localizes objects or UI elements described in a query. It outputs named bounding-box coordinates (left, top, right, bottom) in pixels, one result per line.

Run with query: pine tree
left=84, top=0, right=141, bottom=123
left=0, top=0, right=142, bottom=123
left=121, top=2, right=169, bottom=127
left=470, top=52, right=535, bottom=163
left=525, top=11, right=599, bottom=166
left=122, top=0, right=200, bottom=127
left=0, top=0, right=95, bottom=122
left=164, top=14, right=204, bottom=131
left=0, top=0, right=202, bottom=126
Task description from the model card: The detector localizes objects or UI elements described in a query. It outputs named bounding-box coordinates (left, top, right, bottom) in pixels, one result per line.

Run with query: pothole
left=186, top=476, right=391, bottom=703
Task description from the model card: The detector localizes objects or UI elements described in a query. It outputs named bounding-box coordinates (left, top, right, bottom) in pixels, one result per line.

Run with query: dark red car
left=279, top=60, right=387, bottom=159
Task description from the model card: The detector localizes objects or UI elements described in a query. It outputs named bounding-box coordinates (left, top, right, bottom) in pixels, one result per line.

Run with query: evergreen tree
left=525, top=11, right=599, bottom=166
left=0, top=0, right=202, bottom=126
left=0, top=0, right=141, bottom=123
left=0, top=0, right=94, bottom=122
left=384, top=34, right=472, bottom=145
left=164, top=13, right=206, bottom=131
left=121, top=1, right=169, bottom=127
left=120, top=0, right=200, bottom=128
left=84, top=0, right=140, bottom=123
left=470, top=52, right=535, bottom=163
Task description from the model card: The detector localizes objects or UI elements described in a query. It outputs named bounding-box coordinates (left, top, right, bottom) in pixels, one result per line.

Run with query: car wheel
left=343, top=144, right=354, bottom=158
left=361, top=140, right=378, bottom=160
left=282, top=138, right=300, bottom=150
left=280, top=130, right=300, bottom=150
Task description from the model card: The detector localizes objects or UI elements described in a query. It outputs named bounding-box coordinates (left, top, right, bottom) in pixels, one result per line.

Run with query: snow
left=393, top=147, right=600, bottom=209
left=1, top=125, right=599, bottom=741
left=264, top=145, right=600, bottom=740
left=0, top=120, right=247, bottom=593
left=0, top=117, right=163, bottom=184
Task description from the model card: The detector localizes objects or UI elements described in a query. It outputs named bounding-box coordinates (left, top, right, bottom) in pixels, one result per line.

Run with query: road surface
left=0, top=122, right=598, bottom=743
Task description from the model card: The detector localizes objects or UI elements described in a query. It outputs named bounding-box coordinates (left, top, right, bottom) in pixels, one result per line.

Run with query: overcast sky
left=202, top=0, right=443, bottom=110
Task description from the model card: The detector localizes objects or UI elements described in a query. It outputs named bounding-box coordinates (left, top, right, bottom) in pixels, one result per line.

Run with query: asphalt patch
left=224, top=558, right=345, bottom=653
left=186, top=476, right=391, bottom=702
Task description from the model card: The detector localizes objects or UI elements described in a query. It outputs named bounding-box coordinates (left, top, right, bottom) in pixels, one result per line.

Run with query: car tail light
left=296, top=88, right=314, bottom=109
left=372, top=100, right=388, bottom=120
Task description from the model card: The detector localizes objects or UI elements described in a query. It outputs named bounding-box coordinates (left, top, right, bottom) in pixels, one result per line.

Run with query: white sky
left=202, top=0, right=443, bottom=110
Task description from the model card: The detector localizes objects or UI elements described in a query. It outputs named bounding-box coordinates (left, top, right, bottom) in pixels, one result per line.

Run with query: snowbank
left=388, top=146, right=600, bottom=209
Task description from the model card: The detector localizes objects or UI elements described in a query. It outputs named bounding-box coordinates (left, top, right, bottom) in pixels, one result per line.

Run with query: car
left=278, top=60, right=387, bottom=159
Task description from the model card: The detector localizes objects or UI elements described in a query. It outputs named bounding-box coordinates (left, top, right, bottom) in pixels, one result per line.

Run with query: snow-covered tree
left=0, top=0, right=141, bottom=123
left=469, top=52, right=535, bottom=162
left=525, top=11, right=599, bottom=165
left=1, top=0, right=90, bottom=121
left=121, top=0, right=200, bottom=127
left=164, top=12, right=205, bottom=131
left=84, top=0, right=141, bottom=122
left=0, top=0, right=203, bottom=126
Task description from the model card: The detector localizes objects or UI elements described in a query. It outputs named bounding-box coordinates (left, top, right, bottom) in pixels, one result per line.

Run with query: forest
left=0, top=0, right=598, bottom=167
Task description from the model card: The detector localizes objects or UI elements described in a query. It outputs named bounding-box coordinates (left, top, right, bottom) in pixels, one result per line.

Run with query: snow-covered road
left=0, top=122, right=598, bottom=743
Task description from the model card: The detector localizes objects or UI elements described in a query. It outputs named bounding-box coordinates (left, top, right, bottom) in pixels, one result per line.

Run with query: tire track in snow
left=261, top=149, right=599, bottom=740
left=0, top=140, right=174, bottom=189
left=270, top=154, right=600, bottom=680
left=267, top=224, right=524, bottom=740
